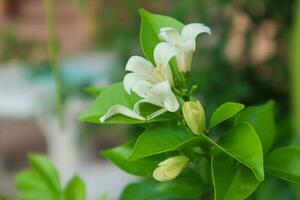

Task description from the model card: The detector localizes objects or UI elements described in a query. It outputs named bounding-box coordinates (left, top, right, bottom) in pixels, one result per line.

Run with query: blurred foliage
left=16, top=154, right=86, bottom=200
left=0, top=29, right=38, bottom=63
left=291, top=0, right=300, bottom=139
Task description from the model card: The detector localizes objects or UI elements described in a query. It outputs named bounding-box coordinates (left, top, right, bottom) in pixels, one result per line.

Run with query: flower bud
left=153, top=155, right=189, bottom=182
left=182, top=101, right=206, bottom=135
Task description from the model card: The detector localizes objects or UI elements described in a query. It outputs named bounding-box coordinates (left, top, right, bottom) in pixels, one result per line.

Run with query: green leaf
left=265, top=146, right=300, bottom=184
left=80, top=82, right=175, bottom=124
left=211, top=152, right=260, bottom=200
left=120, top=171, right=207, bottom=200
left=120, top=181, right=163, bottom=200
left=139, top=9, right=184, bottom=64
left=157, top=170, right=208, bottom=199
left=102, top=142, right=163, bottom=177
left=15, top=154, right=62, bottom=200
left=97, top=193, right=108, bottom=200
left=209, top=102, right=244, bottom=129
left=64, top=175, right=86, bottom=200
left=28, top=154, right=61, bottom=194
left=16, top=170, right=58, bottom=200
left=235, top=101, right=275, bottom=154
left=202, top=123, right=264, bottom=181
left=84, top=86, right=105, bottom=96
left=130, top=124, right=203, bottom=160
left=254, top=176, right=299, bottom=200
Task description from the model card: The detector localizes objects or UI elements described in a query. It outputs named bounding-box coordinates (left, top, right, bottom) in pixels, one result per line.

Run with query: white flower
left=153, top=155, right=189, bottom=182
left=159, top=23, right=211, bottom=72
left=131, top=80, right=179, bottom=119
left=124, top=42, right=178, bottom=89
left=99, top=42, right=180, bottom=122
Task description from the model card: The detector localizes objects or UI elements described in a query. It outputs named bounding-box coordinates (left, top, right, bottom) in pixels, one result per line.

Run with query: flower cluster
left=100, top=23, right=211, bottom=123
left=98, top=22, right=211, bottom=182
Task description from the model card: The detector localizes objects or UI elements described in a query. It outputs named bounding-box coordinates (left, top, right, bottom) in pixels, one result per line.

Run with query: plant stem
left=44, top=0, right=64, bottom=127
left=291, top=0, right=300, bottom=139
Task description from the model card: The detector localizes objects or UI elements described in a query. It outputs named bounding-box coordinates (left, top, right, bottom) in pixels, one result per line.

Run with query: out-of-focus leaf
left=209, top=102, right=244, bottom=129
left=97, top=193, right=108, bottom=200
left=139, top=9, right=184, bottom=64
left=15, top=154, right=62, bottom=200
left=28, top=154, right=61, bottom=194
left=84, top=86, right=105, bottom=96
left=79, top=82, right=175, bottom=124
left=211, top=152, right=260, bottom=200
left=202, top=123, right=264, bottom=181
left=102, top=142, right=163, bottom=177
left=16, top=170, right=58, bottom=200
left=265, top=146, right=300, bottom=184
left=235, top=101, right=275, bottom=154
left=64, top=175, right=86, bottom=200
left=129, top=124, right=203, bottom=160
left=16, top=155, right=88, bottom=200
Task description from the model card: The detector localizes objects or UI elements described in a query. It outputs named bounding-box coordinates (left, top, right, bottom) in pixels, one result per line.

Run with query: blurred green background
left=0, top=0, right=299, bottom=199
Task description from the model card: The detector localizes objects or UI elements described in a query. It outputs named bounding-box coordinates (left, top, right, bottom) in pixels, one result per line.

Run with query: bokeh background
left=0, top=0, right=299, bottom=199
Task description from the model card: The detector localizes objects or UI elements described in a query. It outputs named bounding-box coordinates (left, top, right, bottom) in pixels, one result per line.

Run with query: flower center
left=154, top=65, right=167, bottom=82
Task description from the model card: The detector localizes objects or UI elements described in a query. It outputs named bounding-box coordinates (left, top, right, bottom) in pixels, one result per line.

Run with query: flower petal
left=153, top=42, right=178, bottom=67
left=123, top=73, right=144, bottom=94
left=99, top=105, right=145, bottom=122
left=131, top=80, right=152, bottom=99
left=159, top=27, right=182, bottom=45
left=153, top=42, right=178, bottom=85
left=175, top=42, right=194, bottom=72
left=125, top=56, right=154, bottom=77
left=150, top=81, right=179, bottom=112
left=181, top=23, right=211, bottom=41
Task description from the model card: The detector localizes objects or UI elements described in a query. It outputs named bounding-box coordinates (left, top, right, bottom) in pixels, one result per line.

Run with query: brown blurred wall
left=0, top=0, right=94, bottom=57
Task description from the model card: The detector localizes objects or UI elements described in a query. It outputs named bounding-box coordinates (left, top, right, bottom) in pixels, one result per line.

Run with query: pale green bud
left=182, top=101, right=206, bottom=135
left=153, top=155, right=189, bottom=182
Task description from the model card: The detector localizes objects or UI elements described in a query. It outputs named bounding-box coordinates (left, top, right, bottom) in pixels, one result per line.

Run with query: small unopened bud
left=183, top=101, right=206, bottom=135
left=153, top=155, right=189, bottom=182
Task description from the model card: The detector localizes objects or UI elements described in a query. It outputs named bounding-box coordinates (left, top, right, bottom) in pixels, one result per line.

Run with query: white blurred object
left=80, top=162, right=136, bottom=200
left=0, top=64, right=53, bottom=119
left=0, top=52, right=134, bottom=199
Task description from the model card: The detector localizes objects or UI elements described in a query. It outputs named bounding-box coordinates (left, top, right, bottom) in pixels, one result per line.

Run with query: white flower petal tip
left=123, top=73, right=141, bottom=94
left=158, top=28, right=182, bottom=45
left=99, top=105, right=145, bottom=123
left=154, top=42, right=178, bottom=66
left=153, top=155, right=189, bottom=182
left=159, top=23, right=211, bottom=72
left=182, top=23, right=212, bottom=40
left=125, top=56, right=153, bottom=73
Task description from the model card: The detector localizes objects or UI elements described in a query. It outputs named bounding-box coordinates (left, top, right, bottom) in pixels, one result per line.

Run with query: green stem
left=44, top=0, right=64, bottom=127
left=291, top=0, right=300, bottom=138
